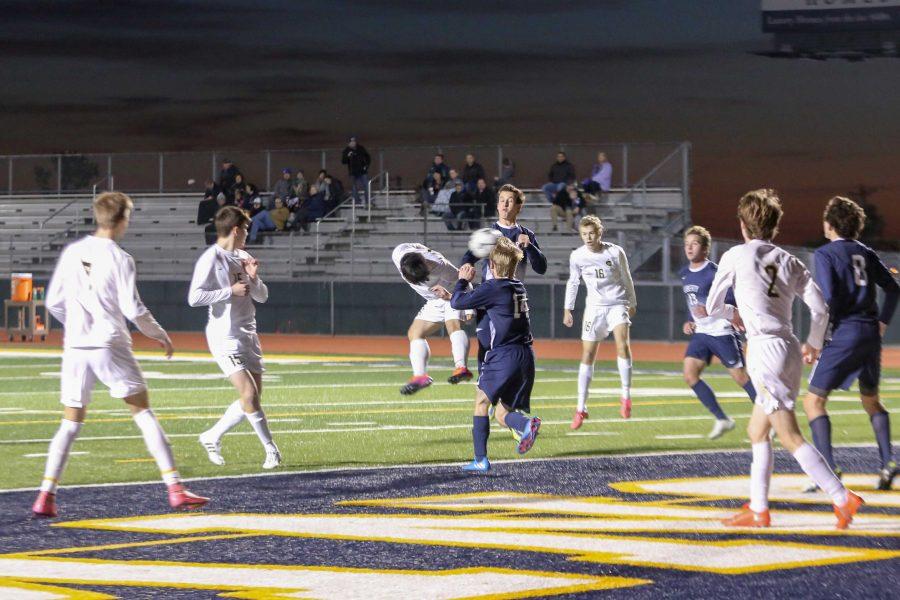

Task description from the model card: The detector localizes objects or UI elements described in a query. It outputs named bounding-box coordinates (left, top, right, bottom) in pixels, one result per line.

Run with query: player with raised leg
left=452, top=237, right=541, bottom=472
left=680, top=225, right=756, bottom=439
left=190, top=206, right=281, bottom=470
left=701, top=189, right=862, bottom=529
left=33, top=192, right=207, bottom=517
left=802, top=197, right=899, bottom=491
left=392, top=242, right=473, bottom=394
left=563, top=216, right=636, bottom=427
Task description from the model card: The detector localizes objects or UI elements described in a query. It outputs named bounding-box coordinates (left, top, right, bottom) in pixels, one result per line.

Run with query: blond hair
left=684, top=225, right=711, bottom=249
left=738, top=189, right=782, bottom=240
left=93, top=191, right=133, bottom=229
left=489, top=236, right=523, bottom=279
left=579, top=215, right=603, bottom=235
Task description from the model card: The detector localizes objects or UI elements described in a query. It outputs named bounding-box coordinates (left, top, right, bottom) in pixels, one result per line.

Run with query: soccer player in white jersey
left=189, top=206, right=281, bottom=470
left=392, top=242, right=472, bottom=395
left=700, top=189, right=862, bottom=529
left=563, top=215, right=636, bottom=428
left=33, top=192, right=208, bottom=517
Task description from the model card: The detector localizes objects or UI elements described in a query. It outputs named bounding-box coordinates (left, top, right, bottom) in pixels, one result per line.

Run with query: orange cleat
left=447, top=367, right=474, bottom=384
left=722, top=503, right=771, bottom=528
left=834, top=491, right=864, bottom=530
left=168, top=484, right=209, bottom=510
left=619, top=397, right=632, bottom=419
left=32, top=491, right=57, bottom=518
left=571, top=410, right=589, bottom=430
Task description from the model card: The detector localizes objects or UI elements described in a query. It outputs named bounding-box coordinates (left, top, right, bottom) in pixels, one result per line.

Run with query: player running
left=563, top=215, right=636, bottom=427
left=189, top=206, right=281, bottom=470
left=392, top=242, right=473, bottom=395
left=452, top=237, right=542, bottom=472
left=33, top=192, right=208, bottom=517
left=802, top=196, right=899, bottom=491
left=680, top=225, right=757, bottom=439
left=701, top=189, right=862, bottom=529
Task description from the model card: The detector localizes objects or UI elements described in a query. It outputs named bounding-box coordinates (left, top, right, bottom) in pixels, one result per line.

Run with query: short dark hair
left=399, top=253, right=430, bottom=285
left=497, top=183, right=525, bottom=205
left=823, top=196, right=866, bottom=240
left=214, top=205, right=250, bottom=238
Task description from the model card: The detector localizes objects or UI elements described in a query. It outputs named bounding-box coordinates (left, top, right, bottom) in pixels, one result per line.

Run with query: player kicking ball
left=33, top=192, right=207, bottom=517
left=189, top=206, right=281, bottom=470
left=680, top=225, right=757, bottom=439
left=701, top=189, right=862, bottom=529
left=392, top=243, right=473, bottom=395
left=563, top=215, right=636, bottom=427
left=802, top=197, right=899, bottom=491
left=451, top=237, right=541, bottom=472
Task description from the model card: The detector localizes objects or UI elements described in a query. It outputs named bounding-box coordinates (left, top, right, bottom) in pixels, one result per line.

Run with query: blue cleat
left=516, top=417, right=541, bottom=455
left=462, top=457, right=491, bottom=473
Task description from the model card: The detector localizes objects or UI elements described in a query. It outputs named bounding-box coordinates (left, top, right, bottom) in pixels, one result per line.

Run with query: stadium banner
left=761, top=0, right=900, bottom=32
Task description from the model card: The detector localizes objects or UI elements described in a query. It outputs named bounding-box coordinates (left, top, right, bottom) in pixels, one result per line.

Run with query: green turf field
left=0, top=352, right=896, bottom=490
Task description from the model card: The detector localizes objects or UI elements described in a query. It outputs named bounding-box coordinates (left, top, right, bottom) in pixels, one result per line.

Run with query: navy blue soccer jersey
left=450, top=278, right=533, bottom=349
left=461, top=222, right=547, bottom=281
left=679, top=261, right=735, bottom=337
left=814, top=239, right=899, bottom=328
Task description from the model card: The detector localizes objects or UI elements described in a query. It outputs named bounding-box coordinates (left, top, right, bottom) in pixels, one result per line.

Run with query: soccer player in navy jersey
left=460, top=184, right=547, bottom=376
left=451, top=237, right=542, bottom=472
left=680, top=225, right=757, bottom=439
left=802, top=197, right=899, bottom=491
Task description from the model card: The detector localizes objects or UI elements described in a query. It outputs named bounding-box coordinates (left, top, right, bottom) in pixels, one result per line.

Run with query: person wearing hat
left=341, top=135, right=371, bottom=206
left=271, top=168, right=294, bottom=209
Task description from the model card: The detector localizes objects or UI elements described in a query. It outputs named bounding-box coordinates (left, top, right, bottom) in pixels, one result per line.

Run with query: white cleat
left=263, top=445, right=282, bottom=470
left=708, top=418, right=735, bottom=440
left=199, top=433, right=225, bottom=466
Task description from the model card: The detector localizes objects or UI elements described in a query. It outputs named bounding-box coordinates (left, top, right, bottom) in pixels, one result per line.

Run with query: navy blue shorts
left=685, top=333, right=744, bottom=369
left=478, top=344, right=535, bottom=413
left=809, top=321, right=881, bottom=396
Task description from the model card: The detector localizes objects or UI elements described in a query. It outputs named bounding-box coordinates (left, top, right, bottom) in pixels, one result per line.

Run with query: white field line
left=0, top=408, right=880, bottom=446
left=0, top=443, right=880, bottom=495
left=566, top=432, right=621, bottom=437
left=23, top=451, right=89, bottom=458
left=656, top=434, right=704, bottom=440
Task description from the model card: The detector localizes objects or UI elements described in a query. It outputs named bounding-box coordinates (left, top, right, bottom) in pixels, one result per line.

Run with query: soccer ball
left=468, top=228, right=502, bottom=259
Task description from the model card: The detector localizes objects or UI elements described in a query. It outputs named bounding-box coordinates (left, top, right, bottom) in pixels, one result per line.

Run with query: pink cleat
left=32, top=491, right=57, bottom=518
left=400, top=375, right=433, bottom=395
left=168, top=484, right=209, bottom=510
left=570, top=410, right=589, bottom=430
left=619, top=397, right=632, bottom=419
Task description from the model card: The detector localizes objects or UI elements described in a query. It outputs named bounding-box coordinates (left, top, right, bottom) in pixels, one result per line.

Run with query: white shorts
left=60, top=346, right=147, bottom=408
left=414, top=298, right=471, bottom=324
left=582, top=305, right=631, bottom=342
left=746, top=335, right=802, bottom=414
left=209, top=333, right=265, bottom=377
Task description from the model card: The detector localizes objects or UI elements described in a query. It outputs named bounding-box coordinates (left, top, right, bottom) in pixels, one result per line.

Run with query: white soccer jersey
left=706, top=240, right=827, bottom=347
left=392, top=243, right=461, bottom=301
left=188, top=245, right=268, bottom=342
left=46, top=235, right=167, bottom=349
left=564, top=243, right=637, bottom=311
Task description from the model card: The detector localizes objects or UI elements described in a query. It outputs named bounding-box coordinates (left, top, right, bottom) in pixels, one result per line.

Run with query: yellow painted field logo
left=2, top=475, right=898, bottom=599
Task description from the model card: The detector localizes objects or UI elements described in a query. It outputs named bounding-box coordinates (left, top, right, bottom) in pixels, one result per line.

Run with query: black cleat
left=400, top=375, right=433, bottom=395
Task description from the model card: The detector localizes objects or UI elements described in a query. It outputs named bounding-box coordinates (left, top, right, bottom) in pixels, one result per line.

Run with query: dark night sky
left=2, top=0, right=898, bottom=243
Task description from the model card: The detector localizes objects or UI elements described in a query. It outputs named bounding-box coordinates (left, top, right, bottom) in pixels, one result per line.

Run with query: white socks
left=617, top=357, right=632, bottom=399
left=577, top=363, right=594, bottom=412
left=247, top=410, right=276, bottom=451
left=409, top=338, right=430, bottom=376
left=40, top=419, right=82, bottom=493
left=205, top=400, right=246, bottom=443
left=133, top=409, right=180, bottom=486
left=793, top=442, right=849, bottom=506
left=749, top=441, right=774, bottom=513
left=449, top=330, right=469, bottom=369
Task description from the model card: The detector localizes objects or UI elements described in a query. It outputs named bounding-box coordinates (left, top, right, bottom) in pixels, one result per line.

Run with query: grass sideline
left=0, top=352, right=896, bottom=491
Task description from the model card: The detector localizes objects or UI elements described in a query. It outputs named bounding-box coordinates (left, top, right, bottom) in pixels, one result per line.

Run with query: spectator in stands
left=315, top=169, right=327, bottom=189
left=425, top=154, right=450, bottom=187
left=494, top=157, right=515, bottom=189
left=462, top=153, right=486, bottom=193
left=322, top=173, right=345, bottom=213
left=248, top=196, right=289, bottom=243
left=199, top=192, right=226, bottom=244
left=341, top=135, right=371, bottom=205
left=292, top=169, right=309, bottom=202
left=202, top=179, right=221, bottom=202
left=442, top=180, right=467, bottom=231
left=420, top=171, right=444, bottom=206
left=583, top=151, right=613, bottom=195
left=272, top=168, right=294, bottom=208
left=197, top=189, right=219, bottom=226
left=229, top=173, right=245, bottom=204
left=431, top=177, right=454, bottom=217
left=233, top=187, right=246, bottom=211
left=293, top=184, right=327, bottom=232
left=472, top=177, right=496, bottom=223
left=447, top=168, right=462, bottom=188
left=542, top=151, right=576, bottom=203
left=218, top=159, right=241, bottom=201
left=551, top=183, right=582, bottom=232
left=249, top=196, right=265, bottom=219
